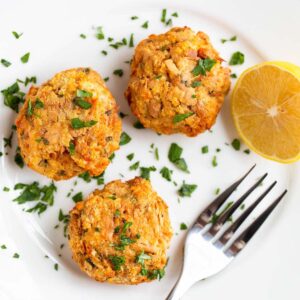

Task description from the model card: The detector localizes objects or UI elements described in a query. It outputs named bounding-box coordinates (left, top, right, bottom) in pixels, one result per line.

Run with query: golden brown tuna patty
left=125, top=27, right=231, bottom=137
left=16, top=68, right=121, bottom=180
left=68, top=177, right=173, bottom=284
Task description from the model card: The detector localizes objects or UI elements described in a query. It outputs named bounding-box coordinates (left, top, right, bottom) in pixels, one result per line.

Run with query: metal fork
left=166, top=165, right=287, bottom=300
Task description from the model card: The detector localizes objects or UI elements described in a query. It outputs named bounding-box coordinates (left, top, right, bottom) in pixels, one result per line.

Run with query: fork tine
left=196, top=164, right=256, bottom=227
left=209, top=173, right=268, bottom=235
left=216, top=181, right=277, bottom=245
left=226, top=189, right=287, bottom=256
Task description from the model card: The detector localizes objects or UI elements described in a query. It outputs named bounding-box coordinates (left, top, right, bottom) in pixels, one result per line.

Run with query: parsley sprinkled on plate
left=113, top=69, right=123, bottom=77
left=215, top=188, right=221, bottom=195
left=95, top=26, right=105, bottom=40
left=131, top=16, right=138, bottom=20
left=133, top=120, right=144, bottom=129
left=168, top=143, right=189, bottom=173
left=231, top=138, right=241, bottom=150
left=191, top=80, right=201, bottom=88
left=129, top=161, right=140, bottom=170
left=172, top=12, right=179, bottom=17
left=54, top=263, right=59, bottom=271
left=244, top=149, right=250, bottom=154
left=4, top=132, right=13, bottom=148
left=212, top=155, right=218, bottom=167
left=108, top=255, right=125, bottom=270
left=140, top=166, right=156, bottom=180
left=101, top=50, right=107, bottom=56
left=141, top=21, right=149, bottom=29
left=1, top=81, right=25, bottom=112
left=120, top=132, right=131, bottom=145
left=1, top=244, right=7, bottom=249
left=221, top=36, right=237, bottom=43
left=1, top=59, right=11, bottom=67
left=13, top=253, right=20, bottom=259
left=180, top=223, right=188, bottom=230
left=20, top=52, right=30, bottom=63
left=69, top=141, right=75, bottom=155
left=79, top=33, right=86, bottom=39
left=229, top=51, right=245, bottom=65
left=192, top=58, right=216, bottom=76
left=12, top=31, right=23, bottom=39
left=201, top=145, right=209, bottom=154
left=72, top=192, right=83, bottom=203
left=129, top=33, right=134, bottom=47
left=126, top=153, right=134, bottom=161
left=160, top=167, right=173, bottom=181
left=71, top=118, right=97, bottom=129
left=161, top=8, right=167, bottom=23
left=14, top=147, right=24, bottom=168
left=173, top=112, right=194, bottom=123
left=178, top=182, right=197, bottom=197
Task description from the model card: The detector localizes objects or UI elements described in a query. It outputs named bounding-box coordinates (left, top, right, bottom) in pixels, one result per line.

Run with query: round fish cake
left=16, top=68, right=121, bottom=180
left=125, top=27, right=231, bottom=137
left=68, top=177, right=173, bottom=284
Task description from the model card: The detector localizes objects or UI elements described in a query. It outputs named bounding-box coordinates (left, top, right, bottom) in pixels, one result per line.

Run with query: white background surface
left=0, top=0, right=300, bottom=299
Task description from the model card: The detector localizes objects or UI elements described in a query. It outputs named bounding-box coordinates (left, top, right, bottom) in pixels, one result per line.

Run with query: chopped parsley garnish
left=24, top=76, right=37, bottom=86
left=161, top=8, right=167, bottom=23
left=101, top=50, right=107, bottom=56
left=171, top=12, right=179, bottom=17
left=78, top=171, right=91, bottom=182
left=160, top=167, right=173, bottom=181
left=215, top=188, right=220, bottom=195
left=230, top=73, right=237, bottom=78
left=13, top=253, right=20, bottom=259
left=71, top=118, right=97, bottom=129
left=147, top=268, right=165, bottom=280
left=73, top=98, right=92, bottom=109
left=212, top=155, right=218, bottom=167
left=76, top=89, right=92, bottom=98
left=244, top=149, right=250, bottom=154
left=201, top=145, right=209, bottom=154
left=178, top=182, right=197, bottom=197
left=140, top=166, right=156, bottom=180
left=95, top=26, right=105, bottom=40
left=191, top=80, right=201, bottom=88
left=240, top=203, right=245, bottom=210
left=131, top=16, right=138, bottom=20
left=133, top=120, right=144, bottom=129
left=1, top=244, right=7, bottom=249
left=231, top=138, right=241, bottom=151
left=104, top=77, right=109, bottom=82
left=3, top=187, right=10, bottom=192
left=221, top=36, right=237, bottom=43
left=154, top=147, right=159, bottom=160
left=192, top=58, right=216, bottom=76
left=20, top=52, right=30, bottom=63
left=54, top=263, right=58, bottom=271
left=114, top=209, right=121, bottom=217
left=108, top=255, right=125, bottom=271
left=14, top=147, right=24, bottom=168
left=229, top=51, right=245, bottom=65
left=79, top=33, right=86, bottom=39
left=129, top=33, right=134, bottom=47
left=1, top=81, right=25, bottom=112
left=4, top=132, right=13, bottom=148
left=113, top=69, right=124, bottom=77
left=69, top=141, right=75, bottom=155
left=168, top=143, right=189, bottom=173
left=12, top=31, right=23, bottom=39
left=129, top=161, right=140, bottom=170
left=166, top=19, right=172, bottom=26
left=127, top=153, right=134, bottom=161
left=58, top=209, right=70, bottom=237
left=1, top=59, right=11, bottom=67
left=141, top=21, right=149, bottom=29
left=72, top=192, right=83, bottom=203
left=180, top=223, right=188, bottom=230
left=119, top=132, right=131, bottom=145
left=173, top=112, right=194, bottom=123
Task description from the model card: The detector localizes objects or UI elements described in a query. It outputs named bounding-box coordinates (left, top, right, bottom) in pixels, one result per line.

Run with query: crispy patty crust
left=16, top=68, right=121, bottom=180
left=68, top=177, right=173, bottom=284
left=125, top=27, right=231, bottom=136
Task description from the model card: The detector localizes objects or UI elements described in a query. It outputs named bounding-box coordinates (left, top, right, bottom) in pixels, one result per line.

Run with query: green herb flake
left=1, top=59, right=11, bottom=67
left=230, top=73, right=237, bottom=78
left=3, top=187, right=10, bottom=192
left=101, top=50, right=108, bottom=56
left=14, top=147, right=24, bottom=168
left=154, top=147, right=159, bottom=160
left=231, top=138, right=241, bottom=151
left=12, top=31, right=23, bottom=39
left=173, top=112, right=194, bottom=123
left=201, top=145, right=209, bottom=154
left=129, top=33, right=134, bottom=48
left=95, top=26, right=105, bottom=40
left=136, top=251, right=151, bottom=265
left=133, top=120, right=144, bottom=129
left=13, top=253, right=20, bottom=259
left=24, top=76, right=37, bottom=86
left=126, top=153, right=134, bottom=161
left=229, top=51, right=245, bottom=65
left=141, top=21, right=149, bottom=29
left=108, top=255, right=125, bottom=271
left=161, top=8, right=167, bottom=23
left=178, top=182, right=197, bottom=197
left=20, top=52, right=30, bottom=63
left=244, top=149, right=250, bottom=154
left=215, top=188, right=220, bottom=195
left=113, top=69, right=124, bottom=77
left=129, top=161, right=140, bottom=170
left=147, top=268, right=165, bottom=280
left=160, top=167, right=173, bottom=181
left=4, top=132, right=13, bottom=148
left=168, top=143, right=182, bottom=162
left=212, top=155, right=218, bottom=167
left=54, top=263, right=58, bottom=271
left=76, top=89, right=92, bottom=98
left=192, top=58, right=216, bottom=76
left=79, top=33, right=86, bottom=39
left=140, top=166, right=156, bottom=180
left=131, top=16, right=138, bottom=20
left=171, top=12, right=179, bottom=17
left=1, top=81, right=24, bottom=112
left=78, top=171, right=91, bottom=182
left=69, top=141, right=75, bottom=155
left=120, top=132, right=131, bottom=146
left=72, top=192, right=83, bottom=203
left=191, top=81, right=201, bottom=88
left=73, top=98, right=92, bottom=109
left=71, top=118, right=97, bottom=129
left=104, top=77, right=109, bottom=82
left=1, top=244, right=7, bottom=249
left=180, top=223, right=188, bottom=230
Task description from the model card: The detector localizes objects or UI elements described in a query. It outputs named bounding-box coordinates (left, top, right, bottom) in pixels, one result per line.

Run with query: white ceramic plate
left=0, top=0, right=299, bottom=299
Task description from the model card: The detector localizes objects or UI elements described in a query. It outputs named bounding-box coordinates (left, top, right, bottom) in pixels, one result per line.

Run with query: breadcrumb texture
left=16, top=68, right=121, bottom=180
left=68, top=177, right=173, bottom=284
left=125, top=27, right=231, bottom=136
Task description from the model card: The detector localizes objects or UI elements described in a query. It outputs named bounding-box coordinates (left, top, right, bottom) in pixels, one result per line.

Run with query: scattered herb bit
left=133, top=120, right=144, bottom=129
left=79, top=33, right=86, bottom=39
left=178, top=182, right=197, bottom=197
left=13, top=253, right=20, bottom=259
left=147, top=268, right=165, bottom=280
left=95, top=26, right=105, bottom=40
left=104, top=77, right=109, bottom=82
left=1, top=82, right=25, bottom=112
left=1, top=59, right=11, bottom=67
left=3, top=187, right=10, bottom=192
left=127, top=153, right=134, bottom=161
left=215, top=188, right=220, bottom=195
left=160, top=167, right=173, bottom=181
left=168, top=143, right=189, bottom=172
left=69, top=141, right=75, bottom=155
left=58, top=209, right=70, bottom=237
left=240, top=203, right=245, bottom=210
left=221, top=36, right=237, bottom=43
left=141, top=21, right=149, bottom=29
left=171, top=12, right=179, bottom=17
left=78, top=171, right=91, bottom=182
left=166, top=19, right=172, bottom=26
left=212, top=155, right=218, bottom=167
left=129, top=33, right=134, bottom=47
left=93, top=172, right=105, bottom=185
left=1, top=244, right=7, bottom=249
left=108, top=255, right=125, bottom=271
left=14, top=147, right=24, bottom=168
left=191, top=80, right=201, bottom=88
left=201, top=145, right=209, bottom=154
left=244, top=149, right=250, bottom=154
left=192, top=58, right=216, bottom=76
left=101, top=50, right=107, bottom=56
left=154, top=147, right=159, bottom=160
left=73, top=98, right=92, bottom=109
left=174, top=158, right=189, bottom=173
left=131, top=16, right=138, bottom=20
left=20, top=52, right=30, bottom=63
left=230, top=73, right=237, bottom=78
left=130, top=161, right=140, bottom=170
left=4, top=132, right=13, bottom=148
left=76, top=89, right=92, bottom=98
left=231, top=138, right=241, bottom=151
left=229, top=51, right=245, bottom=65
left=140, top=166, right=156, bottom=180
left=120, top=132, right=131, bottom=146
left=161, top=8, right=167, bottom=23
left=54, top=263, right=58, bottom=271
left=119, top=112, right=127, bottom=118
left=180, top=223, right=188, bottom=230
left=113, top=69, right=123, bottom=77
left=108, top=37, right=114, bottom=42
left=71, top=118, right=97, bottom=129
left=72, top=192, right=83, bottom=203
left=173, top=112, right=194, bottom=123
left=216, top=148, right=221, bottom=152
left=12, top=31, right=23, bottom=39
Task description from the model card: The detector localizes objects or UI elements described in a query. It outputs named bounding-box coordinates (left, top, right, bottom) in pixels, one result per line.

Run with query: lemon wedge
left=231, top=61, right=300, bottom=163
